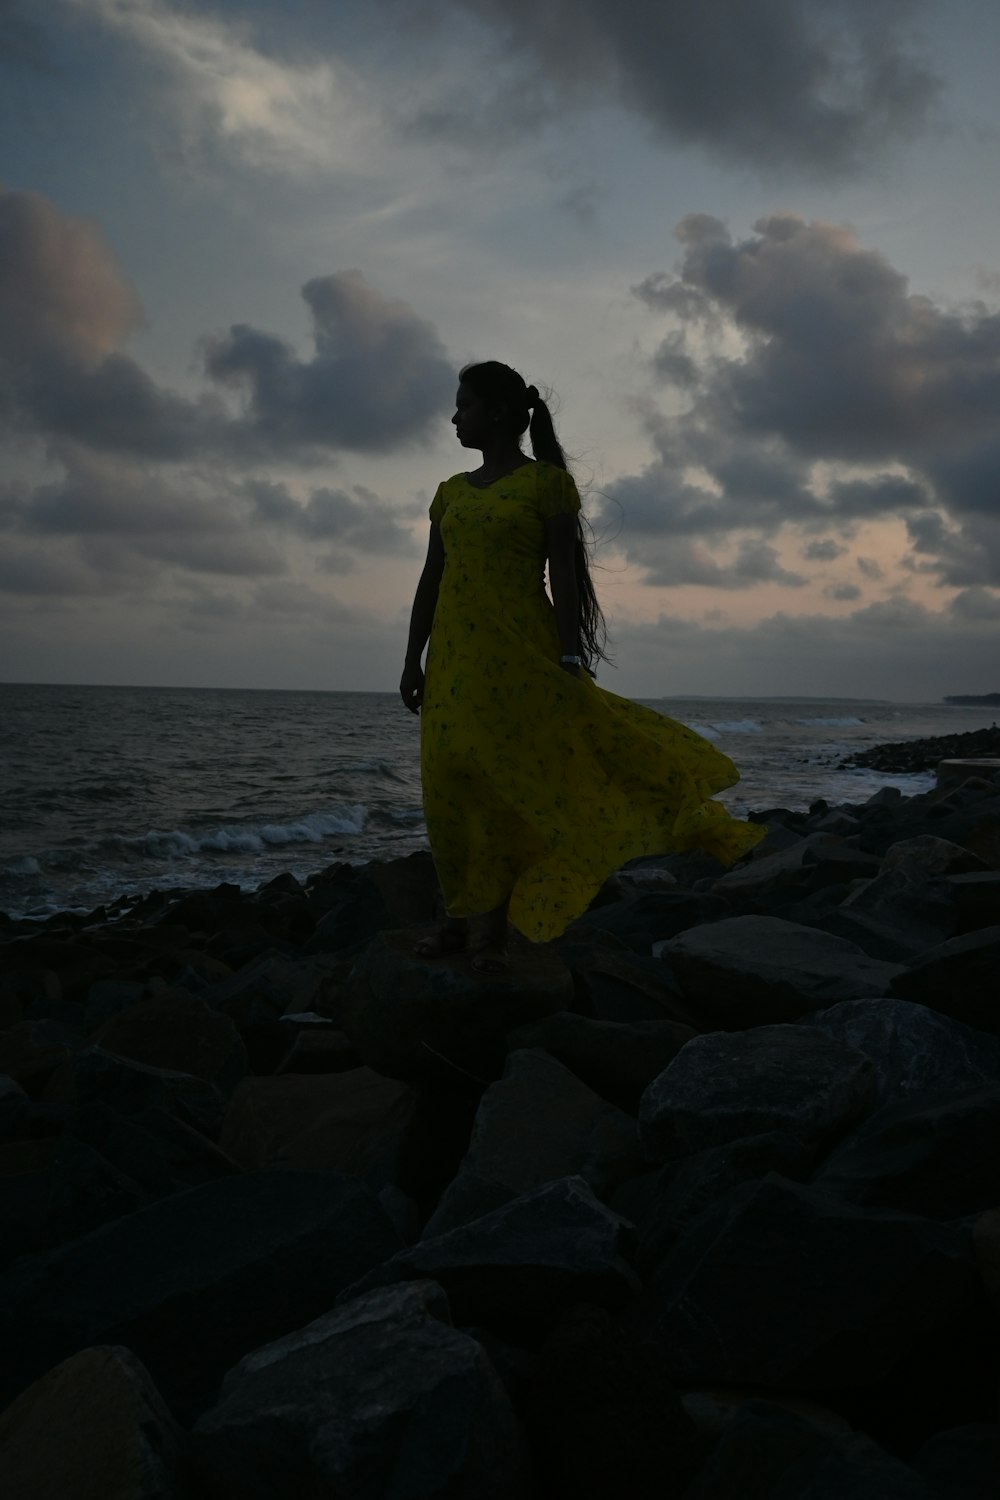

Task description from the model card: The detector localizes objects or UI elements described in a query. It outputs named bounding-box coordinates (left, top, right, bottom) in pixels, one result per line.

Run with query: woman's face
left=452, top=381, right=493, bottom=450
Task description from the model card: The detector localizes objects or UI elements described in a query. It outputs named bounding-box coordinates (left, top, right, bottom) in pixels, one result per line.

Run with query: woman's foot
left=413, top=919, right=467, bottom=959
left=468, top=939, right=509, bottom=975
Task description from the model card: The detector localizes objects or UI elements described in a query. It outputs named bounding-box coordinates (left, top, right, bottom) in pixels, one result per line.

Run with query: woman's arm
left=544, top=511, right=581, bottom=675
left=400, top=523, right=445, bottom=712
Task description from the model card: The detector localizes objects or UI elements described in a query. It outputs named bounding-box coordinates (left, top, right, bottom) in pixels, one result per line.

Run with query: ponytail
left=460, top=361, right=612, bottom=673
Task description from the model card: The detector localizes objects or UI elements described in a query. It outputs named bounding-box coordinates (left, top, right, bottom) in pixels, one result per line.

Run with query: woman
left=400, top=361, right=762, bottom=971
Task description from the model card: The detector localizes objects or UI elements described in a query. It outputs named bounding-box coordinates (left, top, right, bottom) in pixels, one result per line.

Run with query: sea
left=2, top=682, right=996, bottom=921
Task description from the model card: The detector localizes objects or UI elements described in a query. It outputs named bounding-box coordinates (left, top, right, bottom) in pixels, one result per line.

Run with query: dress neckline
left=463, top=459, right=536, bottom=491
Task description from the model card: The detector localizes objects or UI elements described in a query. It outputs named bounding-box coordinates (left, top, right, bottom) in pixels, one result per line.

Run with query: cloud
left=67, top=0, right=378, bottom=177
left=639, top=537, right=807, bottom=591
left=824, top=582, right=862, bottom=601
left=0, top=187, right=453, bottom=460
left=204, top=270, right=454, bottom=453
left=803, top=539, right=847, bottom=561
left=434, top=0, right=936, bottom=175
left=609, top=212, right=1000, bottom=589
left=246, top=478, right=421, bottom=557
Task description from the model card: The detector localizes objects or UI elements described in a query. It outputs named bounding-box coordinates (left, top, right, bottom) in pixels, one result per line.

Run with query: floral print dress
left=420, top=459, right=763, bottom=942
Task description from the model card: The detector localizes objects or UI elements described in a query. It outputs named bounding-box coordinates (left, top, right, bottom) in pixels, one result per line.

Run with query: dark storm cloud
left=803, top=539, right=847, bottom=562
left=204, top=270, right=454, bottom=453
left=431, top=0, right=935, bottom=175
left=245, top=478, right=421, bottom=556
left=612, top=212, right=1000, bottom=590
left=639, top=537, right=806, bottom=591
left=0, top=0, right=54, bottom=72
left=0, top=189, right=453, bottom=461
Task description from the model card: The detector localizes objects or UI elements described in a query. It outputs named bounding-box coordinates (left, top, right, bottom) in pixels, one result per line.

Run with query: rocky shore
left=2, top=758, right=1000, bottom=1497
left=840, top=723, right=1000, bottom=774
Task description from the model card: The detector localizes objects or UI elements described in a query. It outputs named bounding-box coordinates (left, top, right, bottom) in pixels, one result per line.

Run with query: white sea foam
left=688, top=722, right=721, bottom=741
left=710, top=719, right=764, bottom=735
left=796, top=716, right=865, bottom=727
left=114, top=805, right=368, bottom=860
left=2, top=855, right=42, bottom=876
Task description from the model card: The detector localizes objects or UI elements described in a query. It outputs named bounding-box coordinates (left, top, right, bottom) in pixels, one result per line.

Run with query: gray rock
left=910, top=1423, right=1000, bottom=1500
left=800, top=997, right=1000, bottom=1106
left=814, top=1084, right=1000, bottom=1219
left=567, top=891, right=731, bottom=953
left=45, top=1136, right=148, bottom=1243
left=0, top=1346, right=184, bottom=1500
left=837, top=868, right=956, bottom=955
left=507, top=1010, right=695, bottom=1113
left=566, top=949, right=696, bottom=1026
left=83, top=977, right=147, bottom=1034
left=882, top=835, right=988, bottom=878
left=522, top=1304, right=705, bottom=1498
left=341, top=929, right=572, bottom=1084
left=890, top=926, right=1000, bottom=1033
left=614, top=1131, right=815, bottom=1272
left=424, top=1049, right=640, bottom=1236
left=712, top=834, right=879, bottom=908
left=637, top=1175, right=980, bottom=1390
left=640, top=1026, right=876, bottom=1163
left=658, top=915, right=901, bottom=1026
left=681, top=1402, right=933, bottom=1500
left=0, top=1169, right=400, bottom=1422
left=66, top=1099, right=240, bottom=1200
left=72, top=1045, right=229, bottom=1139
left=343, top=1176, right=639, bottom=1333
left=0, top=1073, right=28, bottom=1142
left=193, top=1281, right=532, bottom=1500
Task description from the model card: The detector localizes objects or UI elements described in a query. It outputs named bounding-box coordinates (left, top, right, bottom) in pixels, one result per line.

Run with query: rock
left=712, top=834, right=879, bottom=908
left=0, top=1020, right=74, bottom=1098
left=614, top=1132, right=815, bottom=1272
left=949, top=871, right=1000, bottom=933
left=566, top=948, right=697, bottom=1026
left=340, top=928, right=573, bottom=1084
left=83, top=977, right=148, bottom=1033
left=52, top=1045, right=229, bottom=1140
left=65, top=1100, right=239, bottom=1201
left=45, top=1136, right=149, bottom=1243
left=0, top=1345, right=183, bottom=1500
left=566, top=890, right=731, bottom=953
left=640, top=1027, right=875, bottom=1163
left=882, top=835, right=988, bottom=878
left=342, top=1176, right=639, bottom=1335
left=636, top=1175, right=981, bottom=1391
left=800, top=998, right=1000, bottom=1106
left=0, top=1073, right=29, bottom=1142
left=658, top=916, right=901, bottom=1027
left=814, top=1085, right=1000, bottom=1219
left=0, top=1169, right=401, bottom=1421
left=507, top=1010, right=695, bottom=1113
left=218, top=1067, right=421, bottom=1182
left=423, top=1049, right=640, bottom=1236
left=275, top=1026, right=360, bottom=1073
left=890, top=926, right=1000, bottom=1033
left=680, top=1402, right=933, bottom=1500
left=836, top=867, right=957, bottom=956
left=910, top=1423, right=1000, bottom=1500
left=204, top=952, right=331, bottom=1072
left=89, top=990, right=248, bottom=1092
left=192, top=1280, right=531, bottom=1500
left=973, top=1208, right=1000, bottom=1317
left=522, top=1304, right=705, bottom=1499
left=1, top=936, right=117, bottom=1002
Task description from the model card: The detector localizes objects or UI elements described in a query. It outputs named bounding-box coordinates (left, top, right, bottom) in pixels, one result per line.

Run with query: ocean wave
left=1, top=855, right=42, bottom=876
left=343, top=759, right=404, bottom=780
left=106, top=805, right=368, bottom=861
left=796, top=716, right=865, bottom=727
left=709, top=719, right=764, bottom=735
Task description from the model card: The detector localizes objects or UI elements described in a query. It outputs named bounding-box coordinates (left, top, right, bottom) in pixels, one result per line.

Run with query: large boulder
left=657, top=916, right=901, bottom=1027
left=521, top=1304, right=705, bottom=1499
left=192, top=1280, right=532, bottom=1500
left=51, top=1045, right=229, bottom=1140
left=0, top=1345, right=183, bottom=1500
left=89, top=990, right=248, bottom=1091
left=712, top=834, right=880, bottom=911
left=636, top=1175, right=981, bottom=1392
left=218, top=1067, right=421, bottom=1182
left=890, top=927, right=1000, bottom=1033
left=341, top=929, right=573, bottom=1083
left=566, top=949, right=697, bottom=1026
left=342, top=1176, right=639, bottom=1335
left=799, top=998, right=1000, bottom=1107
left=640, top=1027, right=875, bottom=1163
left=507, top=1010, right=695, bottom=1113
left=814, top=1085, right=1000, bottom=1219
left=565, top=890, right=732, bottom=954
left=423, top=1049, right=640, bottom=1236
left=0, top=1170, right=400, bottom=1421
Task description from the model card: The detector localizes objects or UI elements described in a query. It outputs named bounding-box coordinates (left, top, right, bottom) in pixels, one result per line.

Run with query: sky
left=2, top=0, right=1000, bottom=701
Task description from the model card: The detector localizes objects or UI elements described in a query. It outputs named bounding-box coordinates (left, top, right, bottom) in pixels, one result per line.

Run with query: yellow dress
left=421, top=460, right=764, bottom=942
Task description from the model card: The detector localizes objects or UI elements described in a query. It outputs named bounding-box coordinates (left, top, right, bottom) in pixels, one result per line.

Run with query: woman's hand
left=400, top=661, right=425, bottom=713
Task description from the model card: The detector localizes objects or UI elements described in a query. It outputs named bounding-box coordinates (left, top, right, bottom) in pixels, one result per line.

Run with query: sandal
left=468, top=940, right=510, bottom=975
left=414, top=920, right=467, bottom=959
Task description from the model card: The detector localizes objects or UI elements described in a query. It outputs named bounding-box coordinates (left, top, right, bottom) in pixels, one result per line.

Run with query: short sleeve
left=429, top=482, right=447, bottom=526
left=535, top=464, right=582, bottom=522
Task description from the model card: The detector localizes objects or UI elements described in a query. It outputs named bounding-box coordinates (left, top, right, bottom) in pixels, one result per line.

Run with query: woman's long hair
left=459, top=361, right=610, bottom=672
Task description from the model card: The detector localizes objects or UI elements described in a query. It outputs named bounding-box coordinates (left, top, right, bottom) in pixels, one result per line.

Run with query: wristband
left=560, top=655, right=582, bottom=666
